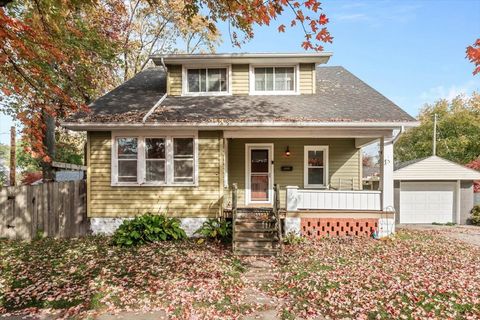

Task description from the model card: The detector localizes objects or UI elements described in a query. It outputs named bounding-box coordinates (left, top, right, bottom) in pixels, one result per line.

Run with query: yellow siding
left=299, top=63, right=315, bottom=94
left=87, top=131, right=223, bottom=218
left=167, top=64, right=182, bottom=96
left=227, top=138, right=361, bottom=207
left=166, top=63, right=315, bottom=96
left=232, top=64, right=249, bottom=95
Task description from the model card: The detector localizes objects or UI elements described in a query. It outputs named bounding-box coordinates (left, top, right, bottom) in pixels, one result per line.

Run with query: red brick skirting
left=301, top=218, right=379, bottom=238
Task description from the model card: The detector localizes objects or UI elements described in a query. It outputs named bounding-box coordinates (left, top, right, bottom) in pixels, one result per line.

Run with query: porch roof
left=63, top=66, right=417, bottom=129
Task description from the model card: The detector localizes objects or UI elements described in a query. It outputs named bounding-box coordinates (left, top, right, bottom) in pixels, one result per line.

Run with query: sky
left=1, top=0, right=479, bottom=145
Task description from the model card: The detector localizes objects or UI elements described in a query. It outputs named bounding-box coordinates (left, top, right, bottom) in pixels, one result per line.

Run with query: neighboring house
left=62, top=52, right=418, bottom=240
left=394, top=156, right=480, bottom=225
left=362, top=165, right=380, bottom=190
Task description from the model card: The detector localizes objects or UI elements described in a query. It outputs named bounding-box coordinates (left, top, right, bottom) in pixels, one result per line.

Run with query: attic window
left=186, top=68, right=228, bottom=93
left=253, top=66, right=296, bottom=93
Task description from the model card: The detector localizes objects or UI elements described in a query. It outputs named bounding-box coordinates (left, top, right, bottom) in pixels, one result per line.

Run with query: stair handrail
left=231, top=183, right=238, bottom=247
left=273, top=184, right=283, bottom=252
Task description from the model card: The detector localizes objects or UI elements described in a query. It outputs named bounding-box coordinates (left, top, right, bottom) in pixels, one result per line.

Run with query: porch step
left=233, top=207, right=281, bottom=256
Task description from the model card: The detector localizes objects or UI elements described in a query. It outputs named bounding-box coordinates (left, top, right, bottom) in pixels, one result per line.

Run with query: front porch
left=221, top=128, right=397, bottom=243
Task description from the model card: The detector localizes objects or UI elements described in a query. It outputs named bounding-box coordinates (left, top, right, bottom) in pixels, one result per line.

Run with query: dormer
left=150, top=53, right=332, bottom=97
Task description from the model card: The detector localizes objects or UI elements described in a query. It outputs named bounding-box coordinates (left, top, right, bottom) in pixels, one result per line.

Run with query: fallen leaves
left=1, top=230, right=479, bottom=319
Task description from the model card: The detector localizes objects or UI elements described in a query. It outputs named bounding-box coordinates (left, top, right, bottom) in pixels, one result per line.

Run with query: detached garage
left=394, top=156, right=480, bottom=225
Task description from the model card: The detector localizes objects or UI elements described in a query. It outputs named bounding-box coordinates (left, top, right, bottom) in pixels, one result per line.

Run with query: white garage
left=394, top=156, right=480, bottom=225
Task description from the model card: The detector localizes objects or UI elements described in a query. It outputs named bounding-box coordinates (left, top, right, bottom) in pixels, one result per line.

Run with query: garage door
left=400, top=182, right=456, bottom=224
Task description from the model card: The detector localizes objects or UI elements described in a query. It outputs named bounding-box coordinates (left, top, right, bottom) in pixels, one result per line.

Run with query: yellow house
left=63, top=53, right=418, bottom=254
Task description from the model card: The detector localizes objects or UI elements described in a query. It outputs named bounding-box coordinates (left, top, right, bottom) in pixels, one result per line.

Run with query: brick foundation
left=300, top=218, right=379, bottom=238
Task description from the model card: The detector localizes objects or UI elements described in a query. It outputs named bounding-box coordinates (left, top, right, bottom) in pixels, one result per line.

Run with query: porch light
left=285, top=146, right=291, bottom=157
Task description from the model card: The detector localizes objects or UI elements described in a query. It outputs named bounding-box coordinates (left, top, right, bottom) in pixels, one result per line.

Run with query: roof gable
left=393, top=156, right=480, bottom=180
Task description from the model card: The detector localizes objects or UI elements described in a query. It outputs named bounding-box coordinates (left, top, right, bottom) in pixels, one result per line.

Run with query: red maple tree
left=466, top=39, right=480, bottom=75
left=466, top=158, right=480, bottom=192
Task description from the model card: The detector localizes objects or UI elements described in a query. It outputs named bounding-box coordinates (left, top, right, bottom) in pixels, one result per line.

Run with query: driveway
left=397, top=224, right=480, bottom=247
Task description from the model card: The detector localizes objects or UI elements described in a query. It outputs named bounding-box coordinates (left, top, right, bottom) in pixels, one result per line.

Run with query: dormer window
left=251, top=66, right=297, bottom=94
left=184, top=67, right=229, bottom=95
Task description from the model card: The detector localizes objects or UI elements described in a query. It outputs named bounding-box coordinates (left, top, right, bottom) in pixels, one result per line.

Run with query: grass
left=1, top=230, right=479, bottom=319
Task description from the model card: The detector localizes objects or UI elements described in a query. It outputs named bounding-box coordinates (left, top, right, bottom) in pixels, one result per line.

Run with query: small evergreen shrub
left=195, top=218, right=232, bottom=243
left=112, top=213, right=187, bottom=247
left=470, top=205, right=480, bottom=226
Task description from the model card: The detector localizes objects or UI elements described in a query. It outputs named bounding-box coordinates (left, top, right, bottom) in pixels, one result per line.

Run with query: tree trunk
left=42, top=112, right=56, bottom=182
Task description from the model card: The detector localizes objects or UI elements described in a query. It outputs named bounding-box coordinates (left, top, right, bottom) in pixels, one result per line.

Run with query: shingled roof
left=67, top=66, right=416, bottom=125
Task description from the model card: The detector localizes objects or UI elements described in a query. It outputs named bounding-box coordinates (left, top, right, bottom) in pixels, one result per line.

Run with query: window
left=253, top=66, right=295, bottom=92
left=145, top=138, right=165, bottom=182
left=117, top=137, right=138, bottom=183
left=173, top=138, right=194, bottom=183
left=112, top=134, right=197, bottom=186
left=304, top=146, right=328, bottom=188
left=186, top=68, right=227, bottom=93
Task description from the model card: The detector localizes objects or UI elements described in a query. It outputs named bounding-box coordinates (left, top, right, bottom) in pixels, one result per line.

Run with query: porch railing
left=286, top=186, right=381, bottom=211
left=273, top=184, right=282, bottom=251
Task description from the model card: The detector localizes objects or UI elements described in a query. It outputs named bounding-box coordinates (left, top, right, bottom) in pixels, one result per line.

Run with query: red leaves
left=278, top=24, right=286, bottom=33
left=1, top=1, right=125, bottom=160
left=466, top=38, right=480, bottom=75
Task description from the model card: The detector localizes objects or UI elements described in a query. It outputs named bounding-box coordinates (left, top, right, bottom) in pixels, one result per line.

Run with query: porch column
left=380, top=137, right=394, bottom=210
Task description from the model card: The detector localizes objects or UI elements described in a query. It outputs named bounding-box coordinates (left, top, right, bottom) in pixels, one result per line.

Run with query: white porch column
left=286, top=186, right=299, bottom=211
left=380, top=137, right=394, bottom=210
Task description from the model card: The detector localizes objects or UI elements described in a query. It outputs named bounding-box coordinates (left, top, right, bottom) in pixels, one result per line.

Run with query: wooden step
left=235, top=221, right=275, bottom=228
left=234, top=241, right=280, bottom=250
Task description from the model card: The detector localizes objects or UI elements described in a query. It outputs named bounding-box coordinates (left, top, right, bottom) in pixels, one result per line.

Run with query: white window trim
left=111, top=130, right=198, bottom=187
left=182, top=64, right=232, bottom=96
left=249, top=64, right=300, bottom=95
left=304, top=145, right=329, bottom=189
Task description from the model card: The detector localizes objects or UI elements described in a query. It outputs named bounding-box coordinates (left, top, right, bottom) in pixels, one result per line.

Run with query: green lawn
left=1, top=230, right=479, bottom=319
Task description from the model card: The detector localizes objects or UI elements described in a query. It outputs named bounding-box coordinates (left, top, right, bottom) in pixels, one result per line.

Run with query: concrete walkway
left=397, top=224, right=480, bottom=247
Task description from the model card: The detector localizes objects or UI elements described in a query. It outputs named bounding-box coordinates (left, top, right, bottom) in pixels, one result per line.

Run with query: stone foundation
left=284, top=217, right=301, bottom=235
left=90, top=217, right=209, bottom=237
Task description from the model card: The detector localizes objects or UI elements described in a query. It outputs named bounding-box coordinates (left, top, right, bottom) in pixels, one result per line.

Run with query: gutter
left=391, top=126, right=405, bottom=144
left=61, top=121, right=420, bottom=131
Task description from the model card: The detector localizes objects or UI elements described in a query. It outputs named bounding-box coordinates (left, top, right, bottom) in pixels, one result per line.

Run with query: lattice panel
left=301, top=218, right=379, bottom=238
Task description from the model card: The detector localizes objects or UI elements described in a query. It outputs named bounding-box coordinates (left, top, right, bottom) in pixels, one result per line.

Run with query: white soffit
left=151, top=52, right=332, bottom=65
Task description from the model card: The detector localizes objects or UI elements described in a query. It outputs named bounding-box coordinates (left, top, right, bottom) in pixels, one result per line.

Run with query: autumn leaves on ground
left=1, top=230, right=479, bottom=319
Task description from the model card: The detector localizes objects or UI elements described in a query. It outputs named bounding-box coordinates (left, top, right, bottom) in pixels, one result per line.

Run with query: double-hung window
left=253, top=66, right=296, bottom=93
left=112, top=133, right=197, bottom=186
left=186, top=68, right=228, bottom=94
left=304, top=146, right=328, bottom=188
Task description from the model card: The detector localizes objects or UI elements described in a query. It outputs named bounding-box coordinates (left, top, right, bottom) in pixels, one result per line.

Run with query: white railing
left=286, top=186, right=381, bottom=211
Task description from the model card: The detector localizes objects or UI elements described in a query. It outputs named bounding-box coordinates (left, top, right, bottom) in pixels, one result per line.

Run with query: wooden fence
left=0, top=181, right=88, bottom=240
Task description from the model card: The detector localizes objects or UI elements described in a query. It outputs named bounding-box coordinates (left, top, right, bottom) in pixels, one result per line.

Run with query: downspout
left=391, top=126, right=405, bottom=145
left=142, top=93, right=167, bottom=123
left=142, top=57, right=168, bottom=123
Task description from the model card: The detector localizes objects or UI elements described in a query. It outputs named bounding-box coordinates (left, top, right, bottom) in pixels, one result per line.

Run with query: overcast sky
left=1, top=0, right=479, bottom=144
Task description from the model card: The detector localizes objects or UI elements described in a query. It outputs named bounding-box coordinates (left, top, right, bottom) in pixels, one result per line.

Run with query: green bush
left=283, top=232, right=306, bottom=245
left=470, top=205, right=480, bottom=226
left=112, top=214, right=187, bottom=247
left=195, top=218, right=232, bottom=243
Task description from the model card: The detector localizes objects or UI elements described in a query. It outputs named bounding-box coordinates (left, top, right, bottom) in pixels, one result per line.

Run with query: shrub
left=112, top=213, right=187, bottom=247
left=283, top=232, right=306, bottom=245
left=195, top=218, right=232, bottom=243
left=470, top=205, right=480, bottom=226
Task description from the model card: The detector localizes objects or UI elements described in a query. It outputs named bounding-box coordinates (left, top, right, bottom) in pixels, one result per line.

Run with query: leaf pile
left=267, top=230, right=480, bottom=319
left=0, top=237, right=253, bottom=319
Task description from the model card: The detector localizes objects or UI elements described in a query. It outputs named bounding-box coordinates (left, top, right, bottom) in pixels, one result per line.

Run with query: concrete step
left=234, top=247, right=281, bottom=256
left=234, top=241, right=280, bottom=250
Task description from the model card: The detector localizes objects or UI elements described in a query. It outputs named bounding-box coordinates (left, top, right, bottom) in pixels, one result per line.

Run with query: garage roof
left=393, top=156, right=480, bottom=181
